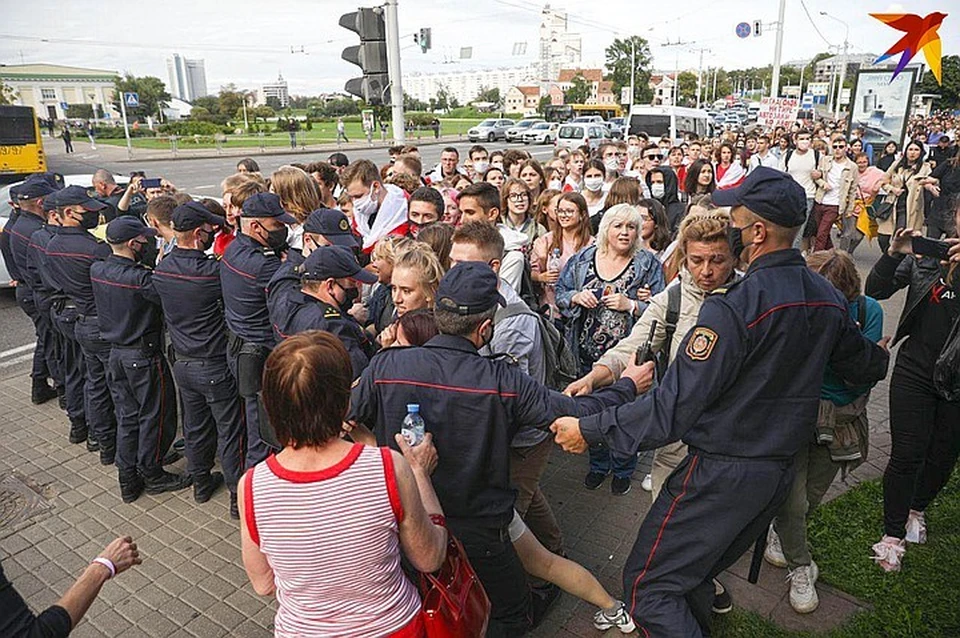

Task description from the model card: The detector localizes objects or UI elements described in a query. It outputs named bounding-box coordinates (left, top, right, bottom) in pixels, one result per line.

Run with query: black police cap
left=106, top=217, right=157, bottom=244
left=435, top=262, right=506, bottom=316
left=711, top=167, right=807, bottom=228
left=303, top=208, right=359, bottom=248
left=17, top=176, right=59, bottom=200
left=57, top=186, right=107, bottom=211
left=172, top=200, right=225, bottom=232
left=241, top=192, right=296, bottom=223
left=301, top=245, right=376, bottom=284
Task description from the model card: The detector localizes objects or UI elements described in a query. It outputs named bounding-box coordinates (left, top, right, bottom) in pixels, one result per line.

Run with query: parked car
left=571, top=115, right=604, bottom=124
left=467, top=118, right=516, bottom=142
left=601, top=121, right=624, bottom=139
left=504, top=118, right=545, bottom=142
left=722, top=113, right=742, bottom=130
left=522, top=122, right=559, bottom=145
left=555, top=123, right=610, bottom=151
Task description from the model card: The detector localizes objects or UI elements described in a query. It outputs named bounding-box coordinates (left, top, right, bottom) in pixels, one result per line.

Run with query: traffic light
left=340, top=8, right=389, bottom=105
left=753, top=20, right=762, bottom=37
left=418, top=28, right=432, bottom=54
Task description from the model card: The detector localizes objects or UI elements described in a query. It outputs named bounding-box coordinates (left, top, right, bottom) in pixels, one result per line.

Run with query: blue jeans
left=589, top=446, right=639, bottom=480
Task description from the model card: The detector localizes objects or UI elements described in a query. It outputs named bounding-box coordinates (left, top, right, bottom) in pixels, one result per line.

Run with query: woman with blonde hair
left=270, top=165, right=321, bottom=224
left=556, top=203, right=665, bottom=495
left=366, top=236, right=416, bottom=336
left=379, top=242, right=445, bottom=347
left=501, top=177, right=546, bottom=246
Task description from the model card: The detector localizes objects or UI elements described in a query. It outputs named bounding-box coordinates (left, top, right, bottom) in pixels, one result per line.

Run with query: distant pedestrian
left=86, top=123, right=97, bottom=150
left=336, top=118, right=349, bottom=144
left=62, top=127, right=74, bottom=153
left=380, top=121, right=388, bottom=141
left=287, top=119, right=297, bottom=150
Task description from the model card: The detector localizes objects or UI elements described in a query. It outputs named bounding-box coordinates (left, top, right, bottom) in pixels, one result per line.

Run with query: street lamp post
left=770, top=0, right=787, bottom=98
left=820, top=11, right=849, bottom=121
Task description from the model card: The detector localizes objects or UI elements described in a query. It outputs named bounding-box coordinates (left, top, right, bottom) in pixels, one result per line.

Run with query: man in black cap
left=552, top=167, right=891, bottom=637
left=350, top=262, right=648, bottom=637
left=153, top=201, right=245, bottom=518
left=90, top=217, right=190, bottom=502
left=273, top=246, right=376, bottom=378
left=45, top=186, right=117, bottom=460
left=220, top=192, right=295, bottom=469
left=7, top=175, right=61, bottom=404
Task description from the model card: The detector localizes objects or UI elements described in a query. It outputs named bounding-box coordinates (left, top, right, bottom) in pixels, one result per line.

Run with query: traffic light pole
left=384, top=0, right=405, bottom=143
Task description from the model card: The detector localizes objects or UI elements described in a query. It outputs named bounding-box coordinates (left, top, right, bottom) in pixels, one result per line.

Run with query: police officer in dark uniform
left=8, top=175, right=61, bottom=404
left=274, top=246, right=376, bottom=378
left=552, top=167, right=890, bottom=637
left=349, top=262, right=647, bottom=637
left=45, top=186, right=117, bottom=464
left=90, top=217, right=189, bottom=502
left=220, top=192, right=294, bottom=469
left=153, top=201, right=246, bottom=518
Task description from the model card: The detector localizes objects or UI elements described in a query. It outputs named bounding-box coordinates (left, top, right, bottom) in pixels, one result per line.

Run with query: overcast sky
left=1, top=0, right=956, bottom=96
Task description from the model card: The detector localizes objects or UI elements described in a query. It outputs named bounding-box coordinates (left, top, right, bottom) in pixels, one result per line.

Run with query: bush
left=157, top=121, right=222, bottom=136
left=405, top=112, right=438, bottom=127
left=94, top=126, right=155, bottom=139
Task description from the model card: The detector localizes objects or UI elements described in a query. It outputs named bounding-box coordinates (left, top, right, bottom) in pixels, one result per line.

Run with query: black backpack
left=494, top=302, right=579, bottom=390
left=516, top=257, right=540, bottom=313
left=657, top=284, right=682, bottom=380
left=783, top=148, right=821, bottom=173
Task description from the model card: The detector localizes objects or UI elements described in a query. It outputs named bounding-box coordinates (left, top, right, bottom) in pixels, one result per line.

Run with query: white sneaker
left=871, top=535, right=906, bottom=572
left=787, top=561, right=819, bottom=614
left=641, top=474, right=653, bottom=492
left=764, top=525, right=787, bottom=568
left=905, top=510, right=927, bottom=544
left=593, top=601, right=636, bottom=634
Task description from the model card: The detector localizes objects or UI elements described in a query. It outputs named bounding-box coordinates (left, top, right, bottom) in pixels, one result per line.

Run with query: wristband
left=429, top=514, right=446, bottom=528
left=91, top=557, right=116, bottom=579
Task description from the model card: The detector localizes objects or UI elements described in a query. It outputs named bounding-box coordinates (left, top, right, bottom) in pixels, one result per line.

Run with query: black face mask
left=79, top=210, right=100, bottom=230
left=339, top=285, right=360, bottom=312
left=480, top=323, right=494, bottom=349
left=131, top=241, right=147, bottom=263
left=264, top=225, right=289, bottom=252
left=198, top=229, right=215, bottom=252
left=727, top=225, right=747, bottom=261
left=140, top=238, right=159, bottom=268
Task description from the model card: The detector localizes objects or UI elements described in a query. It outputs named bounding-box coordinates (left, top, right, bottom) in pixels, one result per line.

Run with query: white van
left=627, top=106, right=712, bottom=144
left=555, top=123, right=611, bottom=151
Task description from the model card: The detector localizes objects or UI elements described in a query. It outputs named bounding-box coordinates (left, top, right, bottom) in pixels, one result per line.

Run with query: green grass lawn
left=99, top=118, right=483, bottom=150
left=715, top=471, right=960, bottom=637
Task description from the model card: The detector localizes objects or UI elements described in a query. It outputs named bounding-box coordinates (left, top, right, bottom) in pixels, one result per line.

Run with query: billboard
left=846, top=68, right=918, bottom=147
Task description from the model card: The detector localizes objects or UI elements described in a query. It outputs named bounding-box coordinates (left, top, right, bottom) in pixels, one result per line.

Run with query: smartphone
left=911, top=236, right=951, bottom=261
left=141, top=178, right=163, bottom=189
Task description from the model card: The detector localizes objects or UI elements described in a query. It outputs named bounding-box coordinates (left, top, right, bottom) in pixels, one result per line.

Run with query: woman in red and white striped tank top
left=238, top=331, right=447, bottom=638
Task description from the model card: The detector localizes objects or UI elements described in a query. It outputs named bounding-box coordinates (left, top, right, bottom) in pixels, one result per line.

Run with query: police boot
left=193, top=471, right=224, bottom=504
left=143, top=470, right=192, bottom=495
left=119, top=471, right=144, bottom=504
left=31, top=378, right=58, bottom=405
left=68, top=418, right=88, bottom=444
left=229, top=492, right=239, bottom=520
left=56, top=386, right=66, bottom=411
left=99, top=443, right=115, bottom=466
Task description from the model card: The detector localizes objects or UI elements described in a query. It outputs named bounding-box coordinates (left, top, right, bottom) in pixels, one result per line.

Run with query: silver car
left=555, top=123, right=610, bottom=152
left=522, top=122, right=558, bottom=145
left=504, top=119, right=544, bottom=143
left=467, top=118, right=517, bottom=143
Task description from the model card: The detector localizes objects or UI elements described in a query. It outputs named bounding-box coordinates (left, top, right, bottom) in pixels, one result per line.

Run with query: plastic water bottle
left=547, top=248, right=562, bottom=276
left=401, top=404, right=425, bottom=447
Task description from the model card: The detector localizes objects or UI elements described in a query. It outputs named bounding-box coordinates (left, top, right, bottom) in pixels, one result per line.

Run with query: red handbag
left=419, top=533, right=491, bottom=638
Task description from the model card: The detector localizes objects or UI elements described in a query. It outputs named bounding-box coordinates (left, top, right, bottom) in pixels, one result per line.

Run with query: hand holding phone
left=140, top=178, right=163, bottom=190
left=911, top=236, right=951, bottom=261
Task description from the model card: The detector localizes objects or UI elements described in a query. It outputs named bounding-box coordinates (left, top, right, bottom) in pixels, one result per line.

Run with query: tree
left=217, top=84, right=245, bottom=118
left=403, top=93, right=428, bottom=111
left=675, top=71, right=698, bottom=106
left=604, top=36, right=653, bottom=105
left=435, top=84, right=451, bottom=112
left=192, top=95, right=219, bottom=114
left=537, top=95, right=552, bottom=115
left=65, top=104, right=94, bottom=119
left=474, top=86, right=501, bottom=107
left=265, top=96, right=283, bottom=111
left=917, top=54, right=960, bottom=109
left=112, top=74, right=170, bottom=119
left=564, top=75, right=591, bottom=105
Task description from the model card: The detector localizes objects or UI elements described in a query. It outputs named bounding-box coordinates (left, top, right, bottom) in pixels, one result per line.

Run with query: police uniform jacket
left=152, top=247, right=229, bottom=360
left=220, top=233, right=282, bottom=347
left=580, top=250, right=889, bottom=460
left=1, top=209, right=22, bottom=283
left=22, top=225, right=60, bottom=301
left=276, top=291, right=374, bottom=379
left=265, top=249, right=304, bottom=337
left=350, top=334, right=637, bottom=524
left=45, top=227, right=112, bottom=316
left=90, top=255, right=163, bottom=348
left=7, top=210, right=45, bottom=290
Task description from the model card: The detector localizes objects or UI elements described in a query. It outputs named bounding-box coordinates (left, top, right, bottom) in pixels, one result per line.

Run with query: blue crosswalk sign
left=124, top=92, right=140, bottom=108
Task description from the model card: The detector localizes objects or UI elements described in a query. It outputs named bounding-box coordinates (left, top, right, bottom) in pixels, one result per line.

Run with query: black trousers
left=15, top=285, right=50, bottom=382
left=447, top=517, right=532, bottom=638
left=34, top=295, right=63, bottom=389
left=621, top=451, right=793, bottom=638
left=109, top=347, right=178, bottom=477
left=73, top=317, right=117, bottom=452
left=50, top=306, right=85, bottom=423
left=173, top=357, right=245, bottom=492
left=226, top=344, right=272, bottom=470
left=884, top=364, right=960, bottom=538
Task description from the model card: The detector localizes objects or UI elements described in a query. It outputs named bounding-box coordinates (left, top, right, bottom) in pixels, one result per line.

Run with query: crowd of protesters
left=1, top=105, right=959, bottom=637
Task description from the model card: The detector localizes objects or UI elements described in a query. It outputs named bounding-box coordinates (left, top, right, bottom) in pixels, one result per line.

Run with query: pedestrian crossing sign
left=124, top=92, right=140, bottom=108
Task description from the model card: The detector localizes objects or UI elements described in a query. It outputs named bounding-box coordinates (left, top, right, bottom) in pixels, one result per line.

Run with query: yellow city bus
left=0, top=106, right=46, bottom=177
left=544, top=104, right=624, bottom=123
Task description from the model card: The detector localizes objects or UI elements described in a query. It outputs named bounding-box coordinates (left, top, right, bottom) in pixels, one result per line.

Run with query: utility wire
left=798, top=0, right=834, bottom=48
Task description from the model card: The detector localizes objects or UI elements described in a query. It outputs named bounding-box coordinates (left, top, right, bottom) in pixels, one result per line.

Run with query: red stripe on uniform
left=746, top=301, right=844, bottom=329
left=90, top=276, right=141, bottom=290
left=630, top=455, right=700, bottom=631
left=220, top=257, right=257, bottom=280
left=374, top=378, right=519, bottom=398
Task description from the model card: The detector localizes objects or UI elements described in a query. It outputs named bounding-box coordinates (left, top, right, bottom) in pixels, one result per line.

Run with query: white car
left=505, top=119, right=545, bottom=143
left=522, top=122, right=558, bottom=145
left=555, top=123, right=611, bottom=151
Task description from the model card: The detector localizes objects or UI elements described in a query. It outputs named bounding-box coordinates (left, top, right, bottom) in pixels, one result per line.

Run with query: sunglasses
left=832, top=144, right=846, bottom=149
left=644, top=154, right=662, bottom=160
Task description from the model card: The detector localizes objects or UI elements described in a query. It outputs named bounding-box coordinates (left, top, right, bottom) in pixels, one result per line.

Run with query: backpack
left=784, top=148, right=821, bottom=173
left=657, top=284, right=682, bottom=380
left=516, top=257, right=540, bottom=313
left=495, top=302, right=578, bottom=390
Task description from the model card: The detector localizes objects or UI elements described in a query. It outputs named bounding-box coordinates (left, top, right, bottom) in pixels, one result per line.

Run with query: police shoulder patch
left=686, top=327, right=718, bottom=361
left=324, top=307, right=340, bottom=319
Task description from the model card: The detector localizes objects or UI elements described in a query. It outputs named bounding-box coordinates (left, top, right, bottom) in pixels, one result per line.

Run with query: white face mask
left=584, top=177, right=604, bottom=192
left=353, top=184, right=379, bottom=219
left=473, top=160, right=489, bottom=174
left=627, top=145, right=641, bottom=158
left=623, top=170, right=640, bottom=178
left=796, top=139, right=811, bottom=151
left=548, top=179, right=562, bottom=190
left=603, top=158, right=619, bottom=173
left=651, top=183, right=665, bottom=198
